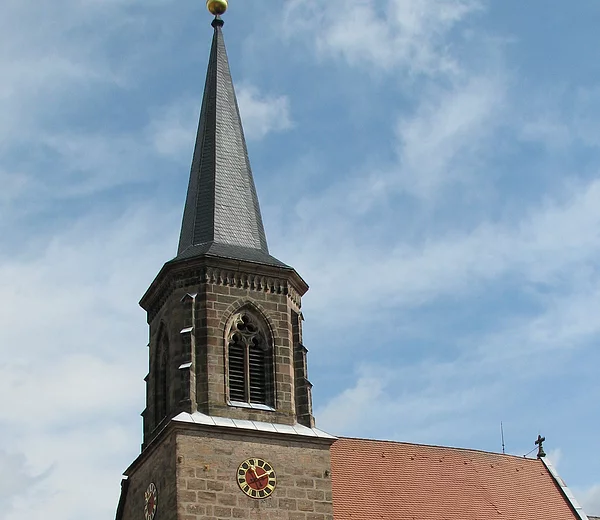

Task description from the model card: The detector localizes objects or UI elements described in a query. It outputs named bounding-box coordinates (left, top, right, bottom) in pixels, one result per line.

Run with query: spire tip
left=207, top=0, right=228, bottom=17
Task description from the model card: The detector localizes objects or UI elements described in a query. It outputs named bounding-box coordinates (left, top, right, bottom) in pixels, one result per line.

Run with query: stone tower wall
left=200, top=280, right=297, bottom=423
left=175, top=427, right=333, bottom=520
left=142, top=261, right=313, bottom=444
left=120, top=430, right=178, bottom=520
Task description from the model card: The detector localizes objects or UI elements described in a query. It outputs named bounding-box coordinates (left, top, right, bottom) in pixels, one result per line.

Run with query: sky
left=1, top=0, right=600, bottom=518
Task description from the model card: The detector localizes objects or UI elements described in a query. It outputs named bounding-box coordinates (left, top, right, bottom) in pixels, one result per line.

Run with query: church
left=114, top=2, right=593, bottom=519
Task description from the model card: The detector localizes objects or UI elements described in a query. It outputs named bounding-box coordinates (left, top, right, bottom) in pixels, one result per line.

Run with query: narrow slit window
left=155, top=330, right=169, bottom=425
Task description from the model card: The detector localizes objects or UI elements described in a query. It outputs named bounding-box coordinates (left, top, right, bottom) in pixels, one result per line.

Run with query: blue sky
left=1, top=0, right=600, bottom=518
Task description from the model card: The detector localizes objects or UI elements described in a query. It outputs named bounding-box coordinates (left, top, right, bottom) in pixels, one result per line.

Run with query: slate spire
left=177, top=17, right=284, bottom=267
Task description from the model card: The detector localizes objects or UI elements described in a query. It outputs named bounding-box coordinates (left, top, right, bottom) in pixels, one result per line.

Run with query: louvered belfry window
left=227, top=312, right=274, bottom=407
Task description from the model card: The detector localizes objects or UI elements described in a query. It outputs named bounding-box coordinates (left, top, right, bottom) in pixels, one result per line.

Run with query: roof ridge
left=337, top=435, right=544, bottom=462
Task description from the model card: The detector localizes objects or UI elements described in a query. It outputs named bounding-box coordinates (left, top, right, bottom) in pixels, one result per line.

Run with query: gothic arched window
left=154, top=329, right=169, bottom=424
left=227, top=311, right=274, bottom=407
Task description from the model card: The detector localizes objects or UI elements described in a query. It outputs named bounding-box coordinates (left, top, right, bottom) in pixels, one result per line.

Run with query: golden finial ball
left=207, top=0, right=228, bottom=15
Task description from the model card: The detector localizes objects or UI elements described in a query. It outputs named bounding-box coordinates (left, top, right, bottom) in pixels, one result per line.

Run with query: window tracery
left=227, top=311, right=274, bottom=407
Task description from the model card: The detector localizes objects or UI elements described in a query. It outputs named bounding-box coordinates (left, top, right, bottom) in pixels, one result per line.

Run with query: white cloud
left=546, top=448, right=562, bottom=469
left=0, top=203, right=177, bottom=520
left=577, top=483, right=600, bottom=517
left=147, top=84, right=291, bottom=160
left=237, top=85, right=293, bottom=140
left=316, top=362, right=501, bottom=445
left=0, top=170, right=31, bottom=207
left=0, top=355, right=140, bottom=428
left=302, top=174, right=600, bottom=448
left=278, top=177, right=600, bottom=324
left=0, top=450, right=45, bottom=514
left=0, top=205, right=175, bottom=352
left=0, top=0, right=181, bottom=208
left=314, top=271, right=600, bottom=445
left=316, top=373, right=386, bottom=433
left=148, top=99, right=198, bottom=159
left=0, top=0, right=128, bottom=145
left=519, top=86, right=600, bottom=150
left=38, top=132, right=153, bottom=197
left=5, top=425, right=136, bottom=520
left=282, top=0, right=481, bottom=75
left=394, top=72, right=507, bottom=198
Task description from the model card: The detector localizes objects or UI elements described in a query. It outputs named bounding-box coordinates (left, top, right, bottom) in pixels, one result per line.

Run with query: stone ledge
left=173, top=411, right=336, bottom=440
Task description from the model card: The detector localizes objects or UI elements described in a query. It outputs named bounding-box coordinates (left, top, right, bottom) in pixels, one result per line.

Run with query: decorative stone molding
left=144, top=264, right=302, bottom=322
left=219, top=298, right=277, bottom=338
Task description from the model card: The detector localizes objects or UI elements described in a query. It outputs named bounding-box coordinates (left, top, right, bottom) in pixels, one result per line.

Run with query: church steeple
left=116, top=9, right=335, bottom=520
left=138, top=10, right=315, bottom=447
left=177, top=15, right=284, bottom=268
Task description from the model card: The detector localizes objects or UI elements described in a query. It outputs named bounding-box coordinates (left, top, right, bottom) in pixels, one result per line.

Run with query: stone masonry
left=121, top=423, right=334, bottom=520
left=140, top=255, right=314, bottom=446
left=120, top=430, right=178, bottom=520
left=175, top=426, right=334, bottom=520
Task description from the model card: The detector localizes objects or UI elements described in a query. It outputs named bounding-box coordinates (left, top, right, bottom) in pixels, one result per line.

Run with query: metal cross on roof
left=535, top=434, right=546, bottom=459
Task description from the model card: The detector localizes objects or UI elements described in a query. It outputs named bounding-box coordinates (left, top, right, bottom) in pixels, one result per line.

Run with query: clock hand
left=248, top=469, right=269, bottom=485
left=249, top=468, right=264, bottom=482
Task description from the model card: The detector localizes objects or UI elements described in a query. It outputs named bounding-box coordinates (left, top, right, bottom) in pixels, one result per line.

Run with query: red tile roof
left=331, top=438, right=578, bottom=520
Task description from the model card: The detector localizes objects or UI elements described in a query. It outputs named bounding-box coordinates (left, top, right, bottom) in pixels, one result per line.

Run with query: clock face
left=144, top=482, right=158, bottom=520
left=236, top=458, right=277, bottom=499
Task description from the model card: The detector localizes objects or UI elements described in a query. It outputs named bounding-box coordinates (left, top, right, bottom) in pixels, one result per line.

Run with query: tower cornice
left=140, top=254, right=309, bottom=322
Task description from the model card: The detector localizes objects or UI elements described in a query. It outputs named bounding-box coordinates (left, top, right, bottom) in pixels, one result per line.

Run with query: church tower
left=116, top=4, right=335, bottom=520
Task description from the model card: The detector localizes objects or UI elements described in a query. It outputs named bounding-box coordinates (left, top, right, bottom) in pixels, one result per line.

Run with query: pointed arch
left=154, top=325, right=170, bottom=425
left=219, top=298, right=277, bottom=339
left=224, top=304, right=275, bottom=408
